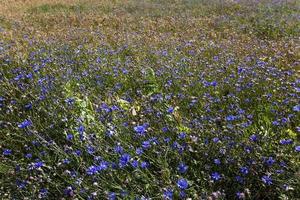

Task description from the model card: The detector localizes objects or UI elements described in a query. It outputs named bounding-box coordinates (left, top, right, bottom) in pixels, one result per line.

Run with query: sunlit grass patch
left=27, top=3, right=87, bottom=14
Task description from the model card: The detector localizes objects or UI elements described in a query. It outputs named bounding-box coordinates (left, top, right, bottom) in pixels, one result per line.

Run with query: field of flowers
left=0, top=0, right=299, bottom=199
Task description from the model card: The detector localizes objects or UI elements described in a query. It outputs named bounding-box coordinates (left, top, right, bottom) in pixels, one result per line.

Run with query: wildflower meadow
left=0, top=0, right=299, bottom=199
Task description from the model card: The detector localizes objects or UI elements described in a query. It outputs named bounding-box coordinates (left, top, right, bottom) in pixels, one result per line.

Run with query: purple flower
left=16, top=179, right=27, bottom=189
left=240, top=166, right=249, bottom=175
left=86, top=165, right=98, bottom=175
left=74, top=150, right=82, bottom=156
left=64, top=186, right=74, bottom=197
left=295, top=146, right=300, bottom=152
left=39, top=188, right=48, bottom=198
left=249, top=134, right=258, bottom=142
left=211, top=172, right=221, bottom=181
left=262, top=175, right=272, bottom=185
left=66, top=133, right=73, bottom=141
left=119, top=153, right=131, bottom=167
left=163, top=188, right=173, bottom=199
left=131, top=159, right=139, bottom=168
left=25, top=103, right=32, bottom=110
left=108, top=192, right=116, bottom=200
left=3, top=149, right=12, bottom=156
left=97, top=161, right=109, bottom=171
left=226, top=115, right=237, bottom=121
left=214, top=159, right=221, bottom=165
left=86, top=145, right=95, bottom=154
left=293, top=105, right=300, bottom=112
left=177, top=162, right=188, bottom=173
left=178, top=132, right=186, bottom=139
left=134, top=125, right=147, bottom=135
left=34, top=161, right=44, bottom=169
left=279, top=139, right=293, bottom=145
left=63, top=159, right=70, bottom=164
left=167, top=107, right=174, bottom=113
left=177, top=178, right=188, bottom=190
left=25, top=153, right=32, bottom=159
left=212, top=137, right=220, bottom=143
left=210, top=81, right=217, bottom=87
left=142, top=140, right=151, bottom=149
left=235, top=176, right=244, bottom=183
left=236, top=192, right=245, bottom=199
left=141, top=161, right=149, bottom=169
left=114, top=145, right=123, bottom=154
left=77, top=125, right=85, bottom=133
left=18, top=119, right=32, bottom=129
left=265, top=157, right=275, bottom=166
left=136, top=148, right=144, bottom=155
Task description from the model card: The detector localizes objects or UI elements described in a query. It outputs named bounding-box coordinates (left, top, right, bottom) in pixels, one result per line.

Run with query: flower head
left=18, top=119, right=32, bottom=129
left=262, top=175, right=272, bottom=185
left=177, top=178, right=188, bottom=190
left=211, top=172, right=221, bottom=181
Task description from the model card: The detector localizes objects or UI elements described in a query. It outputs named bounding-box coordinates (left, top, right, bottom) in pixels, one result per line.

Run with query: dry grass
left=0, top=0, right=299, bottom=63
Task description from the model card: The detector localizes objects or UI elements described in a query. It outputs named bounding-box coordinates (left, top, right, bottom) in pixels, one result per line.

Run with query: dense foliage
left=0, top=0, right=299, bottom=199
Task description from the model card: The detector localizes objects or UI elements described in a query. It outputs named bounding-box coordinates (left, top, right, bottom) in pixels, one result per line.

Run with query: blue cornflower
left=293, top=105, right=300, bottom=112
left=210, top=80, right=217, bottom=87
left=119, top=154, right=131, bottom=167
left=177, top=162, right=188, bottom=173
left=142, top=140, right=151, bottom=149
left=178, top=132, right=186, bottom=139
left=64, top=186, right=74, bottom=197
left=212, top=137, right=220, bottom=143
left=3, top=149, right=12, bottom=156
left=177, top=178, right=188, bottom=190
left=74, top=150, right=82, bottom=156
left=108, top=192, right=116, bottom=200
left=65, top=98, right=75, bottom=105
left=39, top=188, right=48, bottom=198
left=272, top=120, right=280, bottom=126
left=25, top=153, right=32, bottom=159
left=25, top=103, right=32, bottom=110
left=86, top=145, right=95, bottom=154
left=240, top=166, right=249, bottom=175
left=236, top=192, right=245, bottom=199
left=262, top=175, right=272, bottom=185
left=214, top=159, right=221, bottom=165
left=164, top=137, right=171, bottom=143
left=63, top=159, right=70, bottom=164
left=249, top=134, right=258, bottom=142
left=77, top=125, right=85, bottom=133
left=141, top=161, right=149, bottom=169
left=235, top=176, right=244, bottom=183
left=18, top=119, right=32, bottom=129
left=167, top=107, right=174, bottom=114
left=114, top=145, right=123, bottom=154
left=211, top=172, right=221, bottom=181
left=279, top=139, right=293, bottom=145
left=162, top=127, right=169, bottom=132
left=86, top=165, right=98, bottom=175
left=34, top=161, right=44, bottom=169
left=265, top=157, right=275, bottom=166
left=295, top=146, right=300, bottom=152
left=121, top=190, right=128, bottom=197
left=16, top=179, right=27, bottom=189
left=136, top=147, right=144, bottom=155
left=134, top=125, right=147, bottom=135
left=97, top=161, right=109, bottom=171
left=226, top=115, right=237, bottom=121
left=131, top=159, right=139, bottom=168
left=163, top=188, right=173, bottom=199
left=66, top=133, right=73, bottom=141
